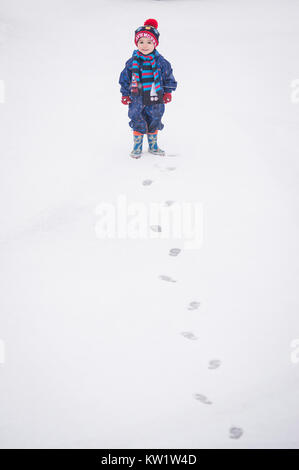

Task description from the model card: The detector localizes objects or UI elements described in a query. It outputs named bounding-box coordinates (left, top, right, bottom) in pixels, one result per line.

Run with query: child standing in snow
left=119, top=18, right=177, bottom=158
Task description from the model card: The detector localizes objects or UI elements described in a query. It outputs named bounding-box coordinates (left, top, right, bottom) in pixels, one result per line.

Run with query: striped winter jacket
left=119, top=50, right=177, bottom=98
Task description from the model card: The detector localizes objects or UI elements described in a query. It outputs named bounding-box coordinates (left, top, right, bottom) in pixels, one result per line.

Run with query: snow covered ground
left=0, top=0, right=299, bottom=449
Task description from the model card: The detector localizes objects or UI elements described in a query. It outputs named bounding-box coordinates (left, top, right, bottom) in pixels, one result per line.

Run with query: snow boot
left=147, top=130, right=165, bottom=156
left=130, top=131, right=144, bottom=158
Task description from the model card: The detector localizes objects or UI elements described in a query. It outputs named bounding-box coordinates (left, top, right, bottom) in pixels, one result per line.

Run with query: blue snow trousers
left=128, top=95, right=165, bottom=134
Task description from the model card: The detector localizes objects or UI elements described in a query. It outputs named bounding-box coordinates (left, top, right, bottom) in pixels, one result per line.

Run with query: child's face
left=137, top=37, right=155, bottom=55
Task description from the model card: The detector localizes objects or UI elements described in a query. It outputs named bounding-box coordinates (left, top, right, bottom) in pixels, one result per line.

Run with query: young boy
left=119, top=19, right=177, bottom=158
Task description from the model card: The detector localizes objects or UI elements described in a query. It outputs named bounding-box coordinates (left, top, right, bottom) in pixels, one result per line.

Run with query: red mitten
left=163, top=93, right=172, bottom=104
left=121, top=95, right=132, bottom=105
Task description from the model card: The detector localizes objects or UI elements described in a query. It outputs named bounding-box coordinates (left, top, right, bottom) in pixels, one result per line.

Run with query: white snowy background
left=0, top=0, right=299, bottom=448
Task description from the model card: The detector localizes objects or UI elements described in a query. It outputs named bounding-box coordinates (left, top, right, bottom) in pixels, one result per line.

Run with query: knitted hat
left=134, top=19, right=160, bottom=48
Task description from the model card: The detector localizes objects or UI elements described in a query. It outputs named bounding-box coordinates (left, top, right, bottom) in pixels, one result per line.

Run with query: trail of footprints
left=140, top=160, right=243, bottom=441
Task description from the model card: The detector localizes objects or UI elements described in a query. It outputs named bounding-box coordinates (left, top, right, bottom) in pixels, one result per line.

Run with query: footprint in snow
left=142, top=179, right=153, bottom=186
left=181, top=331, right=198, bottom=340
left=169, top=248, right=181, bottom=256
left=229, top=427, right=243, bottom=439
left=154, top=164, right=176, bottom=173
left=208, top=359, right=221, bottom=370
left=193, top=393, right=212, bottom=405
left=164, top=200, right=175, bottom=207
left=159, top=275, right=176, bottom=283
left=150, top=225, right=162, bottom=232
left=188, top=301, right=201, bottom=310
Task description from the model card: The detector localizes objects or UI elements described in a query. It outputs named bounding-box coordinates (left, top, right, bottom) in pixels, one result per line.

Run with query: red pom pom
left=144, top=18, right=158, bottom=29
